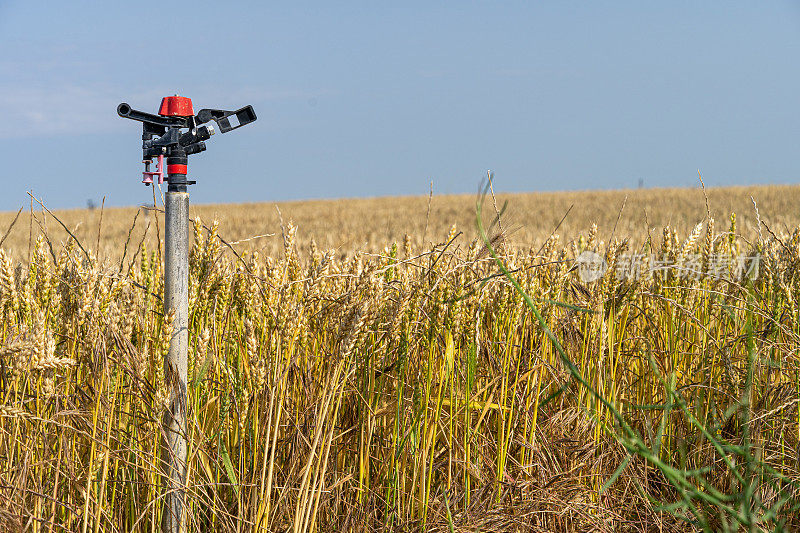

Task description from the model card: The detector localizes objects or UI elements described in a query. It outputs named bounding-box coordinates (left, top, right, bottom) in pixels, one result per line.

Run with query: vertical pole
left=162, top=190, right=189, bottom=533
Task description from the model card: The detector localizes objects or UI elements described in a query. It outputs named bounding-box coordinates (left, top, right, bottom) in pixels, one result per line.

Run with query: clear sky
left=1, top=1, right=799, bottom=211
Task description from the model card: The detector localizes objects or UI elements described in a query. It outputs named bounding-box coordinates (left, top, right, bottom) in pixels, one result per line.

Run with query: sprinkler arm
left=195, top=105, right=257, bottom=133
left=117, top=103, right=191, bottom=128
left=117, top=103, right=257, bottom=134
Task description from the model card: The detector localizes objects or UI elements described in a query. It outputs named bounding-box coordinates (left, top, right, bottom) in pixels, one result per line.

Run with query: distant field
left=3, top=184, right=800, bottom=261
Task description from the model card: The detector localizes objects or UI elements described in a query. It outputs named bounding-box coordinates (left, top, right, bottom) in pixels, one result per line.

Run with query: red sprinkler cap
left=158, top=95, right=194, bottom=117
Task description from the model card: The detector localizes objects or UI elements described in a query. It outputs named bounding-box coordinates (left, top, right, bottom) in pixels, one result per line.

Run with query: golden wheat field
left=2, top=184, right=800, bottom=532
left=6, top=184, right=800, bottom=261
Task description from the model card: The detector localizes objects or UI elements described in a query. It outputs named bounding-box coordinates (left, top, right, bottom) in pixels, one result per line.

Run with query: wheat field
left=6, top=184, right=800, bottom=261
left=1, top=184, right=800, bottom=531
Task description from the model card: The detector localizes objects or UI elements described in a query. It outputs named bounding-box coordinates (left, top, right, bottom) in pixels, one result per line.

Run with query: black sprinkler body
left=117, top=96, right=257, bottom=192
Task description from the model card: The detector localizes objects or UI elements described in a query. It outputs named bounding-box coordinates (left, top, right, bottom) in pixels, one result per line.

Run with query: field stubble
left=0, top=184, right=799, bottom=531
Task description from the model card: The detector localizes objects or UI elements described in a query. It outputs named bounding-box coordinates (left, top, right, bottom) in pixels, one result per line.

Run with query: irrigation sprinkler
left=118, top=96, right=256, bottom=532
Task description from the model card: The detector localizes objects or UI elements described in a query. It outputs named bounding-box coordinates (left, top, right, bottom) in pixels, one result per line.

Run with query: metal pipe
left=162, top=191, right=189, bottom=533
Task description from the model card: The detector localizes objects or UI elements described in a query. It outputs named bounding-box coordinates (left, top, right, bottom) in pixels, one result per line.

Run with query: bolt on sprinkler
left=118, top=96, right=256, bottom=533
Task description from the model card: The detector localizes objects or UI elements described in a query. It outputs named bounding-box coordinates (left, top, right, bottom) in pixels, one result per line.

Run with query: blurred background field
left=4, top=184, right=800, bottom=262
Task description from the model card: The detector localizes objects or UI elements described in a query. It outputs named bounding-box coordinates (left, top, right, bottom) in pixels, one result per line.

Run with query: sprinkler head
left=118, top=96, right=257, bottom=191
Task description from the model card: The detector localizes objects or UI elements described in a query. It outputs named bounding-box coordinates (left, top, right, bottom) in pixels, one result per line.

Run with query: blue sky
left=1, top=1, right=799, bottom=210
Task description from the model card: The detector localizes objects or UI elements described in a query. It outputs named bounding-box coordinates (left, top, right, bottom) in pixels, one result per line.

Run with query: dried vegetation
left=1, top=185, right=800, bottom=531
